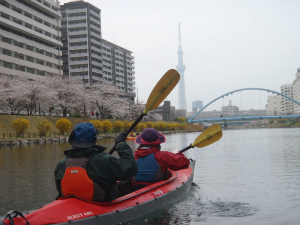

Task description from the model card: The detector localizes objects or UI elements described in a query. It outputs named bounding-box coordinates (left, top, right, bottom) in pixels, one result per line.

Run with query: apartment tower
left=60, top=1, right=135, bottom=100
left=0, top=0, right=63, bottom=79
left=280, top=84, right=293, bottom=114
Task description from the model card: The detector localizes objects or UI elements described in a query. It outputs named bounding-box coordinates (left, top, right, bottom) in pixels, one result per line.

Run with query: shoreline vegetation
left=0, top=114, right=199, bottom=147
left=0, top=114, right=299, bottom=147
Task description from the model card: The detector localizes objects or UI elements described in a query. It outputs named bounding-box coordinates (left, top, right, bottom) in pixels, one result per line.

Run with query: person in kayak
left=54, top=123, right=137, bottom=202
left=134, top=128, right=190, bottom=182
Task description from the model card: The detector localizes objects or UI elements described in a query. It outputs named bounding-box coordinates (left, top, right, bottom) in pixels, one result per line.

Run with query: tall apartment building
left=280, top=84, right=293, bottom=114
left=266, top=95, right=281, bottom=115
left=292, top=68, right=300, bottom=114
left=0, top=0, right=63, bottom=79
left=60, top=1, right=135, bottom=100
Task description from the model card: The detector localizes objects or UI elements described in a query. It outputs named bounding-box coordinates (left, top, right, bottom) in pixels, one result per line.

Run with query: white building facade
left=0, top=0, right=63, bottom=79
left=60, top=1, right=135, bottom=100
left=280, top=84, right=293, bottom=114
left=292, top=68, right=300, bottom=114
left=266, top=95, right=281, bottom=116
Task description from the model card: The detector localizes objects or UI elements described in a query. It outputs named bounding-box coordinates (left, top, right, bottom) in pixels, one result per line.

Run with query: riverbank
left=0, top=130, right=186, bottom=147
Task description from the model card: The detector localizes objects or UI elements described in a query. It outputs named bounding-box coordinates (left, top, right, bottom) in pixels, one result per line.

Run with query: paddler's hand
left=115, top=133, right=127, bottom=147
left=172, top=149, right=179, bottom=154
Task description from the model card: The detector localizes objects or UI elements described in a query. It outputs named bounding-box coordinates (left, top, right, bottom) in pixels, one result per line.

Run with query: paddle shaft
left=108, top=112, right=146, bottom=155
left=179, top=145, right=193, bottom=154
left=124, top=113, right=146, bottom=137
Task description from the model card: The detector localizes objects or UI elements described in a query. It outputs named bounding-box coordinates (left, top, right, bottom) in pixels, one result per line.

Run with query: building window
left=25, top=23, right=32, bottom=29
left=26, top=56, right=34, bottom=63
left=36, top=48, right=44, bottom=54
left=2, top=37, right=11, bottom=44
left=25, top=12, right=32, bottom=19
left=3, top=49, right=11, bottom=56
left=36, top=59, right=44, bottom=65
left=13, top=18, right=22, bottom=25
left=15, top=53, right=24, bottom=60
left=34, top=16, right=43, bottom=24
left=26, top=45, right=33, bottom=51
left=14, top=41, right=23, bottom=48
left=12, top=6, right=22, bottom=14
left=1, top=12, right=10, bottom=20
left=3, top=61, right=13, bottom=69
left=15, top=64, right=25, bottom=72
left=27, top=67, right=35, bottom=74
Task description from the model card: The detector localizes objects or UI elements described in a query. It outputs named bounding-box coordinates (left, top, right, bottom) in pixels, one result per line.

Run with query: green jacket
left=54, top=142, right=138, bottom=201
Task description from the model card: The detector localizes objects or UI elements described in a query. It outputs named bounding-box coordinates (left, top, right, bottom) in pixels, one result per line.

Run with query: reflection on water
left=1, top=128, right=300, bottom=225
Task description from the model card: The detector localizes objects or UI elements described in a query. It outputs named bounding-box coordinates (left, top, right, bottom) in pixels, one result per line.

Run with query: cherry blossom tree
left=129, top=100, right=145, bottom=120
left=88, top=82, right=131, bottom=119
left=22, top=78, right=54, bottom=115
left=0, top=74, right=138, bottom=119
left=0, top=75, right=27, bottom=114
left=47, top=76, right=86, bottom=117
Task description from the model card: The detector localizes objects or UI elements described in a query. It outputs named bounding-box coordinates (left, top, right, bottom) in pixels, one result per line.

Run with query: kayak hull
left=2, top=160, right=195, bottom=225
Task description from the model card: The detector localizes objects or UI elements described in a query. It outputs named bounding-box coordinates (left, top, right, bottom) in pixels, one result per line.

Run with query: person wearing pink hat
left=134, top=128, right=190, bottom=183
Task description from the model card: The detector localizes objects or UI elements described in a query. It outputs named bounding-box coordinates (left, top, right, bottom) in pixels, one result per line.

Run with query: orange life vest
left=61, top=156, right=106, bottom=202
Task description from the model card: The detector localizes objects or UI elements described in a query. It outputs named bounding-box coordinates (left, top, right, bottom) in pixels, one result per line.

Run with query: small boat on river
left=1, top=160, right=195, bottom=225
left=126, top=136, right=137, bottom=141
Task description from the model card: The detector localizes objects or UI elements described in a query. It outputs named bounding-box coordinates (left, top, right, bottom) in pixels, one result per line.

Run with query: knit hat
left=135, top=128, right=166, bottom=145
left=69, top=123, right=97, bottom=148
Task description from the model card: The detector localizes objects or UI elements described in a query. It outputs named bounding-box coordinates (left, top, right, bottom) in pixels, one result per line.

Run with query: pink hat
left=135, top=128, right=166, bottom=145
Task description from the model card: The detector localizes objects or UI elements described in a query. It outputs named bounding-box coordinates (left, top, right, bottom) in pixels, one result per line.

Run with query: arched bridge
left=188, top=88, right=300, bottom=123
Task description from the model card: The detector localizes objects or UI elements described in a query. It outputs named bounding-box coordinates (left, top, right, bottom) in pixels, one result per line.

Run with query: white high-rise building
left=60, top=1, right=135, bottom=100
left=0, top=0, right=63, bottom=79
left=280, top=84, right=293, bottom=114
left=266, top=95, right=281, bottom=116
left=292, top=68, right=300, bottom=114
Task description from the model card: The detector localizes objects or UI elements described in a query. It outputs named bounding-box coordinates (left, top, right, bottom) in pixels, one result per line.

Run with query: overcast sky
left=60, top=0, right=300, bottom=112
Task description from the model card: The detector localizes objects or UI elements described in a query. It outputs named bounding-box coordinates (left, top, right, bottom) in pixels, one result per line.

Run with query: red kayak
left=2, top=160, right=195, bottom=225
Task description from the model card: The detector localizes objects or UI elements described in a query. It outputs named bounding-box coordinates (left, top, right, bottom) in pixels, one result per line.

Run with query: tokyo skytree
left=176, top=23, right=187, bottom=111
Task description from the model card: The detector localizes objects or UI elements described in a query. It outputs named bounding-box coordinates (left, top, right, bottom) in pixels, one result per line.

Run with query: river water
left=0, top=128, right=299, bottom=225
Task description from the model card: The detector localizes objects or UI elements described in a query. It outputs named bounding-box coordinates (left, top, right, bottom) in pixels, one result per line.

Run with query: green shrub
left=139, top=123, right=146, bottom=132
left=90, top=120, right=102, bottom=132
left=36, top=119, right=52, bottom=137
left=154, top=123, right=160, bottom=130
left=113, top=121, right=124, bottom=133
left=11, top=118, right=30, bottom=137
left=177, top=117, right=186, bottom=123
left=56, top=119, right=71, bottom=135
left=157, top=122, right=165, bottom=131
left=146, top=122, right=154, bottom=128
left=123, top=121, right=131, bottom=131
left=102, top=120, right=112, bottom=133
left=133, top=123, right=140, bottom=132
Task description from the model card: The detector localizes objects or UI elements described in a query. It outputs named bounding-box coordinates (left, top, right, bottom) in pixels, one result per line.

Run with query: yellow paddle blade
left=143, top=69, right=180, bottom=114
left=192, top=124, right=223, bottom=148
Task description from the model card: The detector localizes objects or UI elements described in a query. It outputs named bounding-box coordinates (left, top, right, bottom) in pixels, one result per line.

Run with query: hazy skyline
left=59, top=0, right=300, bottom=112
